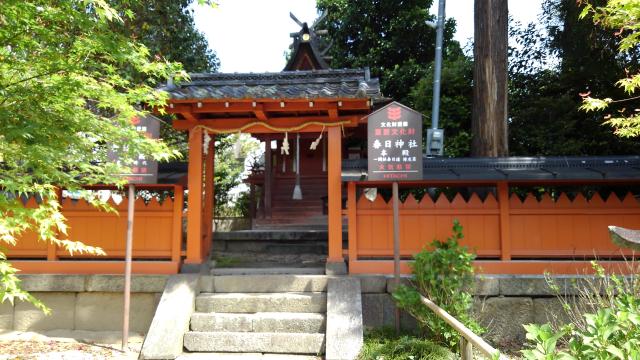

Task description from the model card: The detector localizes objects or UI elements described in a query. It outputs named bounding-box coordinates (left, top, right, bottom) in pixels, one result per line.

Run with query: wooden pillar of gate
left=327, top=126, right=344, bottom=272
left=264, top=135, right=272, bottom=218
left=203, top=134, right=215, bottom=257
left=186, top=127, right=204, bottom=264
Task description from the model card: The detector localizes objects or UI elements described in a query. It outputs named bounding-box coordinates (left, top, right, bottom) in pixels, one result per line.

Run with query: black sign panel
left=367, top=102, right=423, bottom=181
left=109, top=115, right=160, bottom=184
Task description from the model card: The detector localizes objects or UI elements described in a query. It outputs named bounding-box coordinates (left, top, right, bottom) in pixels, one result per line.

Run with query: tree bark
left=472, top=0, right=509, bottom=157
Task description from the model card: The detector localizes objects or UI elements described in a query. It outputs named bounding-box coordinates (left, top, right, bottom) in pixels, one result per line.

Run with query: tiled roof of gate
left=158, top=156, right=640, bottom=184
left=341, top=156, right=640, bottom=182
left=161, top=69, right=384, bottom=101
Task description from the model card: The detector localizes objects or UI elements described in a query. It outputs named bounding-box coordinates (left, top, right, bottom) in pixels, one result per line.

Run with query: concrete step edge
left=200, top=275, right=328, bottom=293
left=177, top=353, right=322, bottom=360
left=210, top=267, right=325, bottom=275
left=190, top=312, right=327, bottom=333
left=183, top=331, right=326, bottom=354
left=197, top=292, right=327, bottom=297
left=195, top=292, right=327, bottom=313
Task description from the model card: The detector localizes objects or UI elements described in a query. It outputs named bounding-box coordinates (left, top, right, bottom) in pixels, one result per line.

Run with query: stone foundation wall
left=356, top=275, right=583, bottom=349
left=0, top=275, right=168, bottom=334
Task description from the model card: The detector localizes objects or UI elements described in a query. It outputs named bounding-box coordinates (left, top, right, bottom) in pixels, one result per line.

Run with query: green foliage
left=392, top=220, right=481, bottom=350
left=315, top=0, right=456, bottom=105
left=0, top=252, right=49, bottom=314
left=410, top=47, right=473, bottom=157
left=358, top=327, right=456, bottom=360
left=522, top=262, right=640, bottom=360
left=315, top=0, right=476, bottom=157
left=578, top=0, right=640, bottom=138
left=113, top=0, right=220, bottom=158
left=214, top=134, right=259, bottom=217
left=523, top=299, right=640, bottom=360
left=508, top=0, right=640, bottom=155
left=212, top=255, right=241, bottom=268
left=120, top=0, right=219, bottom=74
left=0, top=0, right=182, bottom=309
left=521, top=324, right=571, bottom=360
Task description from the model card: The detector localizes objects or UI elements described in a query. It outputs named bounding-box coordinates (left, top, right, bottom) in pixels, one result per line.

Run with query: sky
left=192, top=0, right=544, bottom=73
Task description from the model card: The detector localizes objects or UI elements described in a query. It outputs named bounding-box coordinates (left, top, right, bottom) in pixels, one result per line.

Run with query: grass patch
left=359, top=327, right=456, bottom=360
left=212, top=256, right=241, bottom=268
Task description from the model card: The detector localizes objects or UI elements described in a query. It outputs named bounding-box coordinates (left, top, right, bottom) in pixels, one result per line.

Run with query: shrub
left=522, top=261, right=640, bottom=359
left=358, top=327, right=456, bottom=360
left=392, top=220, right=483, bottom=349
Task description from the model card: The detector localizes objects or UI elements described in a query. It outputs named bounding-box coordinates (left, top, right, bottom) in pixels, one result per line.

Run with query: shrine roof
left=342, top=155, right=640, bottom=182
left=158, top=156, right=640, bottom=185
left=161, top=69, right=384, bottom=102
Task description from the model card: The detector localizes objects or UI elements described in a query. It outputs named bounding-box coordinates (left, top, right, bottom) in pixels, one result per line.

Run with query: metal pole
left=122, top=184, right=134, bottom=350
left=431, top=0, right=446, bottom=130
left=392, top=182, right=401, bottom=333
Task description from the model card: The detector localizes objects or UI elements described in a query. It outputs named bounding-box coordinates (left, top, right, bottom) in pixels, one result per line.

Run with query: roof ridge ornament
left=285, top=11, right=332, bottom=71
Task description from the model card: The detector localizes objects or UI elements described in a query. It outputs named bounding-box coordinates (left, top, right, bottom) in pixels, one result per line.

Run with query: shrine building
left=8, top=17, right=640, bottom=276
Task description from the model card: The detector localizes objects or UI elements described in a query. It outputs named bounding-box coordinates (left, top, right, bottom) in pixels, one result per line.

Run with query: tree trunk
left=472, top=0, right=509, bottom=157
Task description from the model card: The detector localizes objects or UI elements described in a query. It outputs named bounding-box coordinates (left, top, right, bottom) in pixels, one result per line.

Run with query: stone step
left=201, top=275, right=328, bottom=293
left=196, top=292, right=327, bottom=313
left=274, top=181, right=326, bottom=186
left=252, top=225, right=328, bottom=231
left=264, top=244, right=327, bottom=255
left=273, top=189, right=326, bottom=195
left=183, top=331, right=326, bottom=354
left=272, top=197, right=325, bottom=201
left=210, top=267, right=325, bottom=276
left=253, top=218, right=324, bottom=225
left=177, top=353, right=322, bottom=360
left=270, top=207, right=323, bottom=213
left=190, top=312, right=326, bottom=333
left=271, top=198, right=323, bottom=203
left=270, top=204, right=323, bottom=210
left=266, top=214, right=324, bottom=220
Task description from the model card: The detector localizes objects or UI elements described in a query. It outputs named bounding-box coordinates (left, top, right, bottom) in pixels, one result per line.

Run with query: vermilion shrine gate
left=8, top=18, right=640, bottom=275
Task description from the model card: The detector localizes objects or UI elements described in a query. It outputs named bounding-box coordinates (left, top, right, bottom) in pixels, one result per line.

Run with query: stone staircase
left=254, top=176, right=327, bottom=229
left=182, top=275, right=328, bottom=359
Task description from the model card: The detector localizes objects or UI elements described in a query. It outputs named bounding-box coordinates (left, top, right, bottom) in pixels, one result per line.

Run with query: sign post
left=112, top=115, right=160, bottom=351
left=122, top=183, right=134, bottom=350
left=391, top=181, right=401, bottom=333
left=367, top=102, right=422, bottom=333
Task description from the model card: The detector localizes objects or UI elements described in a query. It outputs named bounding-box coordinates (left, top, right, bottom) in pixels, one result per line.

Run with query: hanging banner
left=367, top=102, right=423, bottom=181
left=109, top=115, right=160, bottom=184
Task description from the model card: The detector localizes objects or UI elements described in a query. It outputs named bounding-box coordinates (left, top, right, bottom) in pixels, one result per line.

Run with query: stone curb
left=17, top=274, right=169, bottom=293
left=325, top=277, right=363, bottom=360
left=18, top=275, right=86, bottom=292
left=85, top=275, right=168, bottom=293
left=140, top=274, right=200, bottom=360
left=367, top=275, right=606, bottom=297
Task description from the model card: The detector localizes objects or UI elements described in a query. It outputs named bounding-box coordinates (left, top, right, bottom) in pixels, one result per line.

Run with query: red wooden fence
left=7, top=185, right=183, bottom=274
left=346, top=181, right=640, bottom=275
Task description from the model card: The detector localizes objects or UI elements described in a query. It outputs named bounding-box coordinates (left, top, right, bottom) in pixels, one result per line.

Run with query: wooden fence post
left=171, top=185, right=184, bottom=263
left=48, top=187, right=62, bottom=261
left=497, top=181, right=511, bottom=261
left=460, top=337, right=473, bottom=360
left=347, top=182, right=357, bottom=273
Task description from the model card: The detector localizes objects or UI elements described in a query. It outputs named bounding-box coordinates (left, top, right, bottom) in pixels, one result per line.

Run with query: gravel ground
left=0, top=331, right=143, bottom=359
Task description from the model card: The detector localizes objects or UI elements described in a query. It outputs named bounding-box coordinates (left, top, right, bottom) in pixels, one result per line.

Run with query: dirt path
left=0, top=331, right=142, bottom=359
